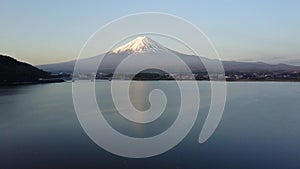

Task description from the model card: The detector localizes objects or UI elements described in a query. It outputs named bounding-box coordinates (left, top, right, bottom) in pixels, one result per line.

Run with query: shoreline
left=1, top=79, right=299, bottom=86
left=94, top=79, right=300, bottom=82
left=0, top=78, right=65, bottom=86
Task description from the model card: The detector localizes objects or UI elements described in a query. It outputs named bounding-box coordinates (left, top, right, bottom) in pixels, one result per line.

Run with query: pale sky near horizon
left=1, top=0, right=299, bottom=65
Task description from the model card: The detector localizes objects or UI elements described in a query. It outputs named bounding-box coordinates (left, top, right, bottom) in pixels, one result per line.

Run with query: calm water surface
left=1, top=81, right=300, bottom=169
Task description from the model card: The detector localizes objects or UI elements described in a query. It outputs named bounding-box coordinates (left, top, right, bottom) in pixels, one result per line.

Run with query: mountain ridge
left=37, top=36, right=300, bottom=74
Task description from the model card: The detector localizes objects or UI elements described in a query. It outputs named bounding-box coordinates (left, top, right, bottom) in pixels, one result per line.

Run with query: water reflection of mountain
left=99, top=81, right=180, bottom=138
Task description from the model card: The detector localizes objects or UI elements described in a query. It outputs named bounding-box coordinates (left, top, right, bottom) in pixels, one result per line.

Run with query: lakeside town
left=70, top=70, right=300, bottom=82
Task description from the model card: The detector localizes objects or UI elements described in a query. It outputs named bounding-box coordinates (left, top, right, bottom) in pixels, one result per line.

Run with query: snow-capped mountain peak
left=111, top=36, right=166, bottom=54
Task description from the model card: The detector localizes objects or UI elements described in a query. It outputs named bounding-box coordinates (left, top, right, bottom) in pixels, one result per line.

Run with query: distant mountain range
left=37, top=36, right=300, bottom=74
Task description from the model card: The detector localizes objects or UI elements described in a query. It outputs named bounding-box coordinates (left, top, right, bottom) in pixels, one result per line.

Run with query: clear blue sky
left=1, top=0, right=299, bottom=65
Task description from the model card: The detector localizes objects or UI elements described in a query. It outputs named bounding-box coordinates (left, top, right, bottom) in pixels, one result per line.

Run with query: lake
left=1, top=81, right=300, bottom=169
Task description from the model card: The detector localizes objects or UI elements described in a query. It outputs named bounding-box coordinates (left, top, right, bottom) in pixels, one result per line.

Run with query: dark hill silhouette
left=0, top=55, right=52, bottom=85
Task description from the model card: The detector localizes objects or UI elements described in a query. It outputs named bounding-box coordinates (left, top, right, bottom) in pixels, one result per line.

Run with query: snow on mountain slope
left=111, top=36, right=167, bottom=53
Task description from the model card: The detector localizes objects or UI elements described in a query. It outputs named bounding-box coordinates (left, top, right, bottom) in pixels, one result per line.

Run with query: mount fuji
left=37, top=36, right=300, bottom=74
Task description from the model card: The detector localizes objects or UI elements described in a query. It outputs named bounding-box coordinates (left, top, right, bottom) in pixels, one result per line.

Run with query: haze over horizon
left=1, top=0, right=300, bottom=65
